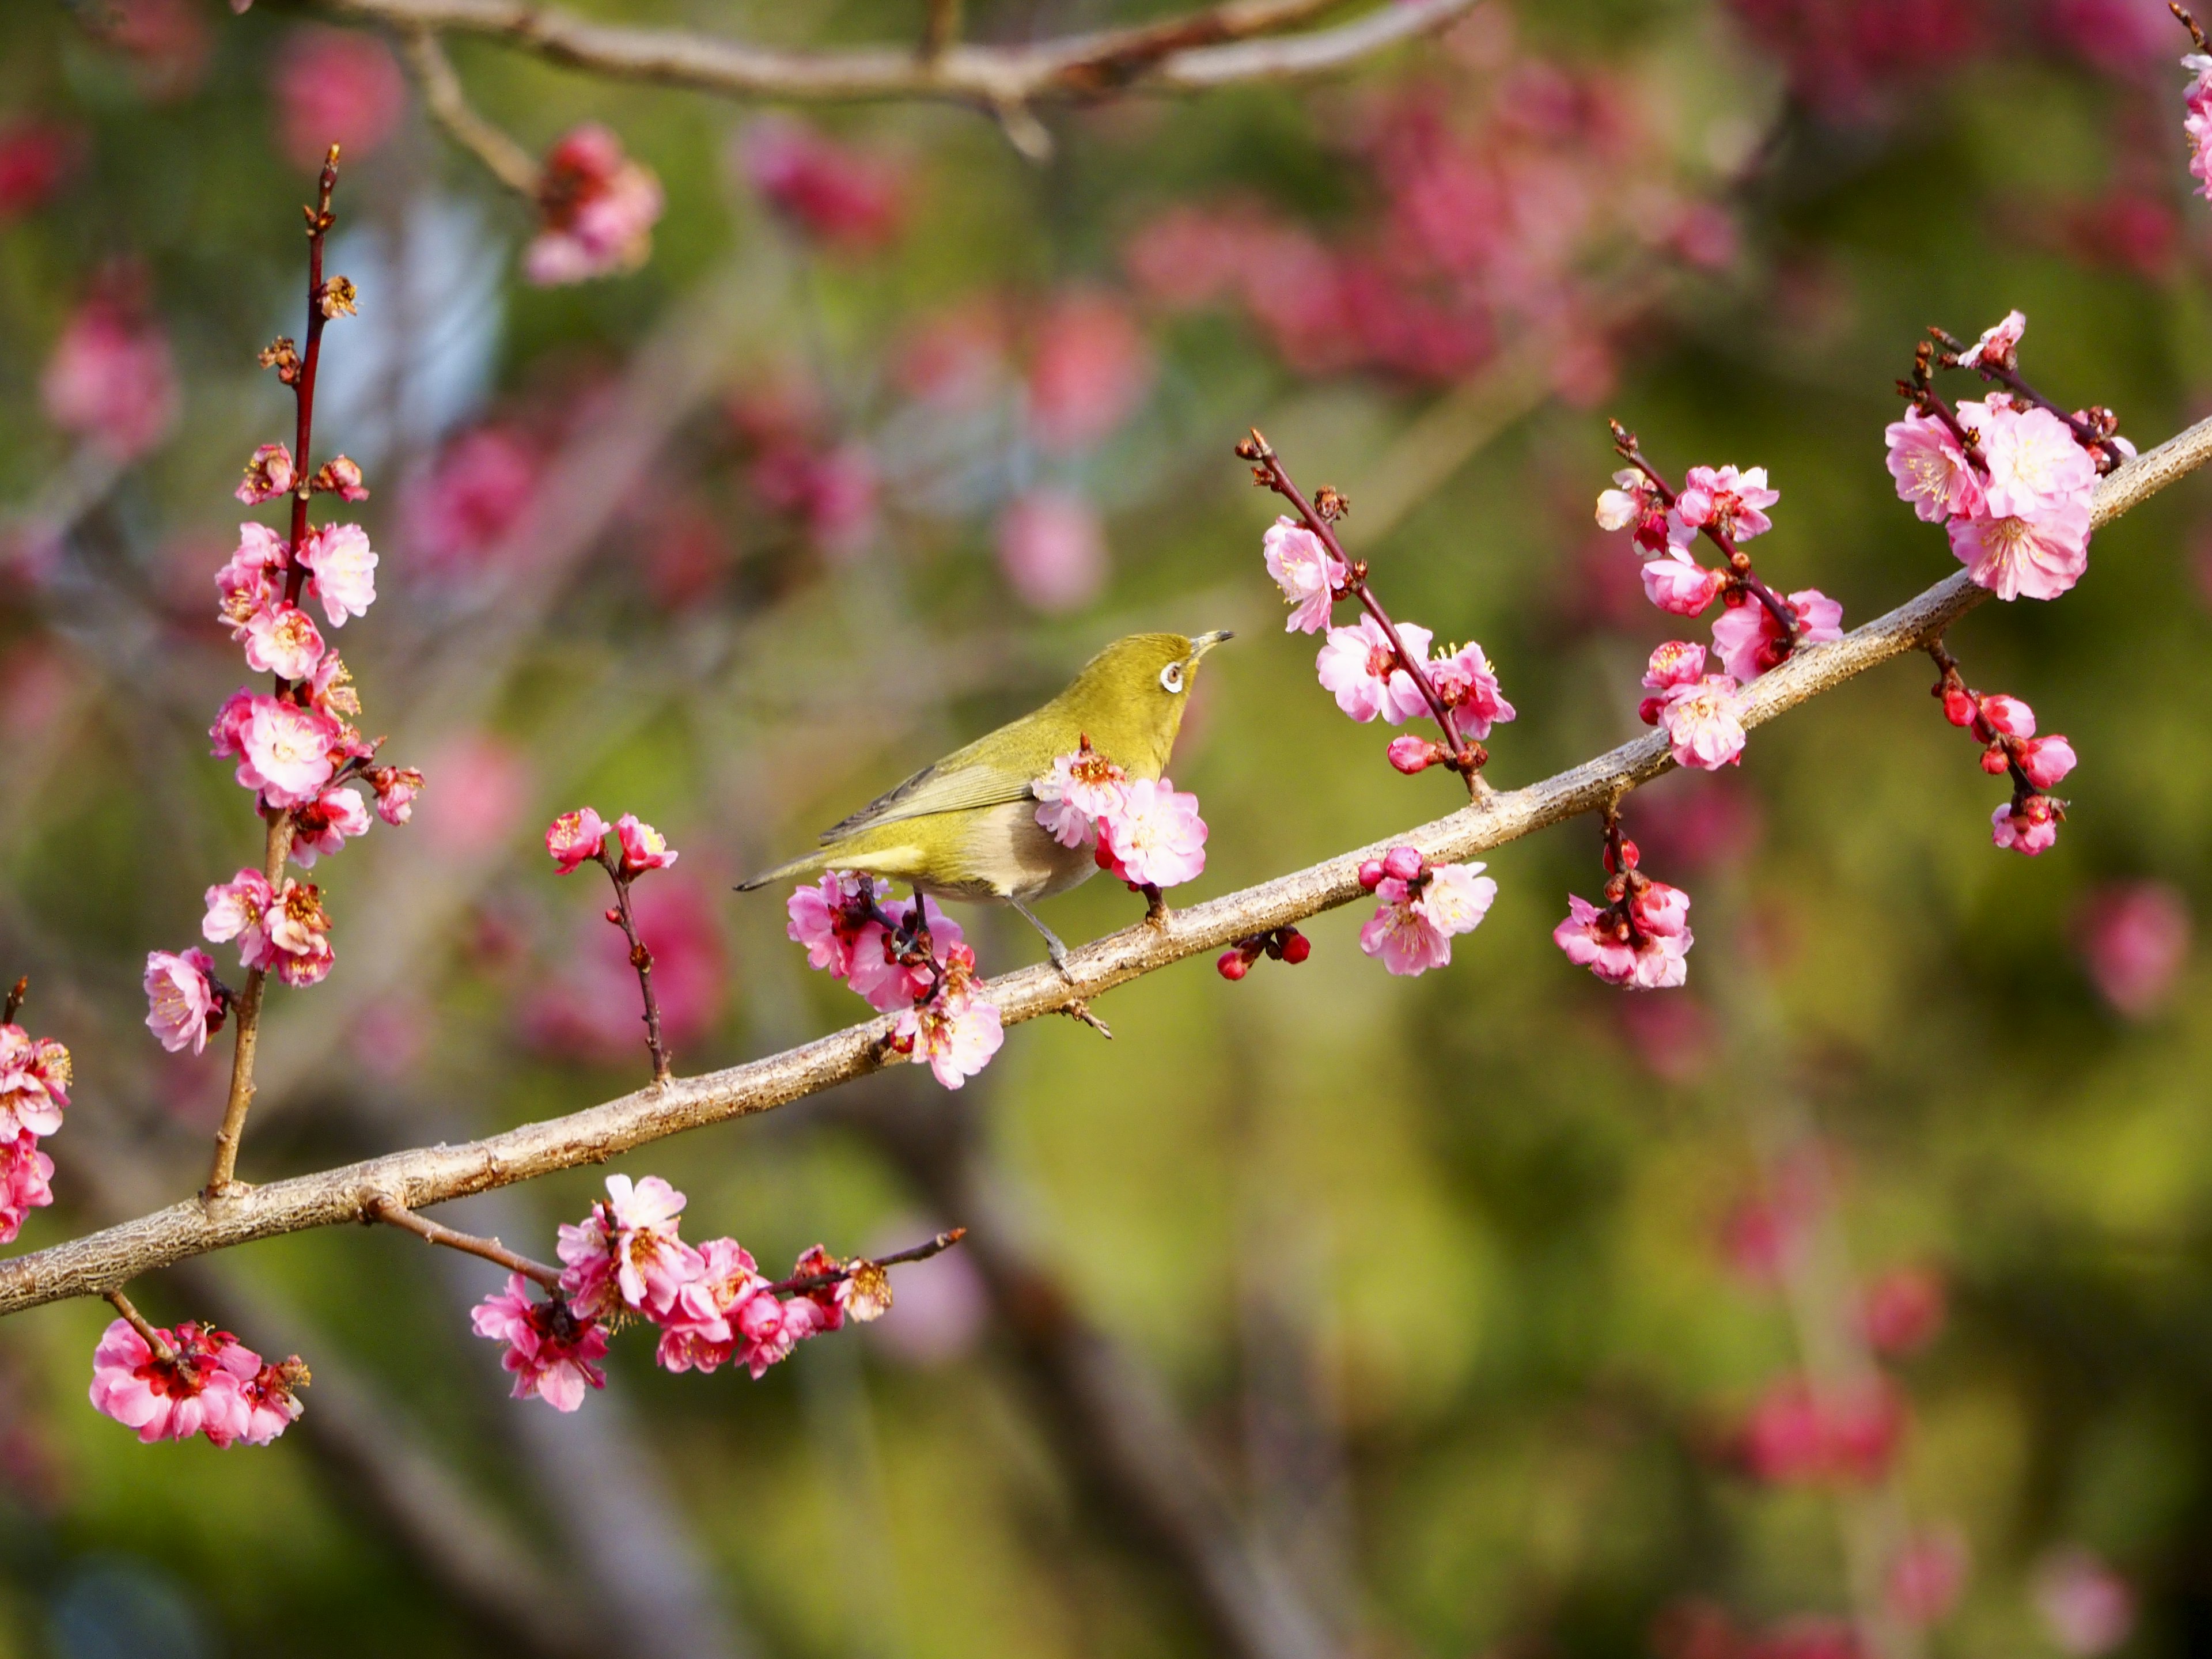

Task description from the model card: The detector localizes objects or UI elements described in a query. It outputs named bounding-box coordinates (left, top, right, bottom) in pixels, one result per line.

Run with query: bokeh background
left=2, top=1, right=2209, bottom=1654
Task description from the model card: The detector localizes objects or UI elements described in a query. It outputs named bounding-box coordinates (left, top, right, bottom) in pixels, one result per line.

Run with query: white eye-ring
left=1160, top=662, right=1185, bottom=693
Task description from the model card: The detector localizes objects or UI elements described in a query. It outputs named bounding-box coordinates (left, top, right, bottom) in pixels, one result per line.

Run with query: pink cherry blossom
left=1554, top=889, right=1695, bottom=989
left=296, top=522, right=377, bottom=626
left=0, top=1131, right=54, bottom=1245
left=527, top=124, right=665, bottom=285
left=1594, top=469, right=1656, bottom=532
left=850, top=895, right=965, bottom=1014
left=1644, top=640, right=1706, bottom=692
left=1991, top=794, right=2061, bottom=855
left=1034, top=740, right=1130, bottom=848
left=1949, top=498, right=2093, bottom=601
left=0, top=1025, right=70, bottom=1140
left=233, top=695, right=339, bottom=806
left=557, top=1173, right=702, bottom=1321
left=1657, top=676, right=1747, bottom=771
left=1262, top=516, right=1347, bottom=634
left=1096, top=777, right=1208, bottom=889
left=367, top=765, right=423, bottom=826
left=614, top=813, right=678, bottom=874
left=1710, top=589, right=1843, bottom=683
left=2034, top=1547, right=2135, bottom=1656
left=1427, top=641, right=1515, bottom=740
left=1669, top=464, right=1778, bottom=546
left=1387, top=736, right=1444, bottom=774
left=274, top=25, right=405, bottom=169
left=290, top=785, right=371, bottom=868
left=892, top=980, right=1004, bottom=1090
left=1955, top=308, right=2025, bottom=372
left=654, top=1236, right=767, bottom=1375
left=88, top=1319, right=251, bottom=1445
left=225, top=1351, right=308, bottom=1446
left=240, top=600, right=327, bottom=681
left=787, top=872, right=871, bottom=979
left=2076, top=881, right=2191, bottom=1018
left=1640, top=548, right=1727, bottom=616
left=203, top=868, right=277, bottom=967
left=1974, top=400, right=2097, bottom=520
left=471, top=1276, right=609, bottom=1412
left=733, top=1286, right=826, bottom=1377
left=1316, top=616, right=1434, bottom=724
left=1976, top=693, right=2035, bottom=736
left=741, top=116, right=906, bottom=253
left=215, top=522, right=288, bottom=637
left=997, top=489, right=1108, bottom=615
left=2187, top=54, right=2212, bottom=202
left=143, top=947, right=224, bottom=1055
left=1027, top=290, right=1154, bottom=453
left=1884, top=408, right=1983, bottom=522
left=1886, top=1528, right=1969, bottom=1628
left=546, top=809, right=610, bottom=875
left=41, top=293, right=178, bottom=462
left=264, top=878, right=336, bottom=987
left=234, top=442, right=294, bottom=505
left=1862, top=1266, right=1947, bottom=1355
left=1358, top=859, right=1497, bottom=976
left=2018, top=735, right=2077, bottom=790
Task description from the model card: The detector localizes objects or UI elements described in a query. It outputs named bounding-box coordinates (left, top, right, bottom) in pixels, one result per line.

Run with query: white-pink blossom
left=1426, top=642, right=1515, bottom=741
left=1262, top=515, right=1347, bottom=634
left=143, top=947, right=224, bottom=1055
left=1316, top=615, right=1433, bottom=724
left=215, top=522, right=289, bottom=637
left=1955, top=309, right=2025, bottom=372
left=1948, top=499, right=2092, bottom=601
left=203, top=868, right=276, bottom=967
left=232, top=694, right=340, bottom=807
left=1096, top=776, right=1208, bottom=889
left=556, top=1173, right=702, bottom=1321
left=1669, top=464, right=1777, bottom=546
left=1358, top=859, right=1497, bottom=976
left=1710, top=589, right=1844, bottom=683
left=290, top=785, right=371, bottom=867
left=893, top=986, right=1005, bottom=1089
left=471, top=1276, right=609, bottom=1412
left=234, top=442, right=294, bottom=505
left=2018, top=735, right=2077, bottom=790
left=1033, top=741, right=1130, bottom=848
left=1657, top=676, right=1747, bottom=771
left=240, top=600, right=326, bottom=681
left=0, top=1024, right=70, bottom=1140
left=846, top=893, right=964, bottom=1014
left=0, top=1130, right=54, bottom=1245
left=1974, top=400, right=2097, bottom=521
left=296, top=521, right=377, bottom=626
left=1641, top=548, right=1727, bottom=616
left=1884, top=408, right=1983, bottom=523
left=654, top=1236, right=767, bottom=1375
left=1594, top=469, right=1655, bottom=531
left=368, top=766, right=423, bottom=826
left=1553, top=891, right=1694, bottom=988
left=1643, top=640, right=1707, bottom=692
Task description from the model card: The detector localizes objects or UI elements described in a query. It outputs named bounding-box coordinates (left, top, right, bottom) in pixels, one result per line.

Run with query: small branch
left=596, top=850, right=672, bottom=1084
left=768, top=1226, right=967, bottom=1295
left=1, top=976, right=23, bottom=1026
left=401, top=28, right=542, bottom=199
left=921, top=0, right=961, bottom=60
left=368, top=1196, right=564, bottom=1291
left=105, top=1288, right=175, bottom=1361
left=6, top=410, right=2211, bottom=1317
left=2177, top=3, right=2210, bottom=53
left=206, top=812, right=297, bottom=1199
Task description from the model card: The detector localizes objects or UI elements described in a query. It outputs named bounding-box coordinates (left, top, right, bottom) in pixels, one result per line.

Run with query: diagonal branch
left=3, top=413, right=2208, bottom=1318
left=401, top=26, right=542, bottom=197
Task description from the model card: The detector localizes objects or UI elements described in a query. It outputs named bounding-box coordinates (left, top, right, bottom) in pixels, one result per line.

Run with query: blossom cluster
left=0, top=1019, right=68, bottom=1243
left=1929, top=654, right=2077, bottom=856
left=471, top=1173, right=902, bottom=1411
left=1553, top=828, right=1695, bottom=990
left=1638, top=641, right=1747, bottom=772
left=526, top=124, right=665, bottom=287
left=1033, top=736, right=1209, bottom=892
left=2183, top=43, right=2212, bottom=202
left=88, top=1317, right=306, bottom=1447
left=1354, top=847, right=1498, bottom=978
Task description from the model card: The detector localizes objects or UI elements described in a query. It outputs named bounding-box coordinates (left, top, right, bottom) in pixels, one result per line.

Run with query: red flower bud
left=1387, top=735, right=1441, bottom=774
left=1357, top=859, right=1386, bottom=891
left=604, top=907, right=623, bottom=925
left=1604, top=837, right=1641, bottom=874
left=1217, top=950, right=1250, bottom=981
left=1940, top=687, right=1976, bottom=728
left=1278, top=929, right=1311, bottom=965
left=1382, top=846, right=1425, bottom=883
left=1980, top=745, right=2009, bottom=775
left=1637, top=695, right=1665, bottom=727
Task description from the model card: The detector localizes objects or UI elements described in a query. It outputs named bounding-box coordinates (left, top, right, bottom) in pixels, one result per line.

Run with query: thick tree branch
left=3, top=412, right=2207, bottom=1318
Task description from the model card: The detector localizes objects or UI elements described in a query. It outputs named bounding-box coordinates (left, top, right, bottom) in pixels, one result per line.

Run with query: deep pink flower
left=1887, top=1528, right=1969, bottom=1628
left=41, top=293, right=178, bottom=462
left=0, top=1131, right=54, bottom=1245
left=1740, top=1373, right=1903, bottom=1485
left=1359, top=859, right=1497, bottom=976
left=2187, top=54, right=2212, bottom=202
left=2076, top=881, right=2191, bottom=1019
left=1884, top=408, right=1982, bottom=523
left=143, top=947, right=224, bottom=1055
left=1096, top=777, right=1208, bottom=889
left=614, top=813, right=678, bottom=874
left=1644, top=640, right=1707, bottom=692
left=215, top=522, right=289, bottom=638
left=273, top=25, right=405, bottom=171
left=654, top=1236, right=767, bottom=1375
left=232, top=695, right=340, bottom=807
left=2034, top=1548, right=2135, bottom=1656
left=557, top=1173, right=702, bottom=1321
left=527, top=124, right=665, bottom=285
left=1641, top=549, right=1728, bottom=616
left=87, top=1319, right=251, bottom=1445
left=235, top=442, right=295, bottom=505
left=366, top=765, right=424, bottom=826
left=1862, top=1265, right=1947, bottom=1356
left=997, top=489, right=1108, bottom=614
left=0, top=1025, right=70, bottom=1140
left=1316, top=616, right=1434, bottom=724
left=1027, top=290, right=1153, bottom=453
left=239, top=600, right=327, bottom=681
left=786, top=872, right=871, bottom=980
left=1657, top=676, right=1747, bottom=771
left=1710, top=589, right=1843, bottom=683
left=1669, top=464, right=1778, bottom=546
left=471, top=1277, right=609, bottom=1412
left=546, top=808, right=610, bottom=874
left=1427, top=641, right=1516, bottom=740
left=1033, top=741, right=1130, bottom=849
left=892, top=974, right=1004, bottom=1090
left=295, top=522, right=377, bottom=626
left=849, top=893, right=964, bottom=1014
left=290, top=784, right=371, bottom=868
left=741, top=116, right=906, bottom=252
left=733, top=1285, right=828, bottom=1377
left=1991, top=794, right=2061, bottom=855
left=402, top=425, right=541, bottom=571
left=225, top=1350, right=309, bottom=1446
left=1263, top=516, right=1347, bottom=634
left=0, top=119, right=79, bottom=223
left=2018, top=734, right=2077, bottom=790
left=1554, top=888, right=1694, bottom=988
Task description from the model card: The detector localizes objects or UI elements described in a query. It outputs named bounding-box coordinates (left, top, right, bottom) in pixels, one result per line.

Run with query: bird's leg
left=1009, top=897, right=1074, bottom=979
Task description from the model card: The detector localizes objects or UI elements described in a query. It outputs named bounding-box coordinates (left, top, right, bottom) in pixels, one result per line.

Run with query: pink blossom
left=1955, top=308, right=2025, bottom=372
left=1669, top=464, right=1778, bottom=546
left=314, top=454, right=369, bottom=502
left=1594, top=469, right=1657, bottom=533
left=235, top=442, right=294, bottom=505
left=654, top=1236, right=767, bottom=1374
left=1862, top=1266, right=1947, bottom=1356
left=41, top=293, right=178, bottom=462
left=232, top=695, right=339, bottom=807
left=295, top=522, right=377, bottom=626
left=741, top=117, right=907, bottom=253
left=367, top=765, right=423, bottom=826
left=2033, top=1548, right=2135, bottom=1656
left=265, top=879, right=336, bottom=987
left=614, top=813, right=678, bottom=874
left=1643, top=640, right=1707, bottom=692
left=1033, top=741, right=1130, bottom=849
left=239, top=600, right=327, bottom=681
left=1991, top=795, right=2061, bottom=856
left=786, top=872, right=872, bottom=979
left=1710, top=589, right=1843, bottom=683
left=273, top=25, right=404, bottom=169
left=1387, top=736, right=1445, bottom=774
left=1886, top=1528, right=1969, bottom=1628
left=215, top=522, right=289, bottom=637
left=290, top=785, right=370, bottom=868
left=839, top=890, right=965, bottom=1014
left=202, top=869, right=276, bottom=967
left=1884, top=408, right=1982, bottom=522
left=2187, top=54, right=2212, bottom=202
left=1950, top=498, right=2094, bottom=600
left=0, top=1025, right=70, bottom=1140
left=1262, top=516, right=1347, bottom=634
left=546, top=808, right=610, bottom=874
left=734, top=1286, right=827, bottom=1377
left=1027, top=290, right=1153, bottom=453
left=557, top=1173, right=702, bottom=1321
left=2018, top=734, right=2077, bottom=790
left=1641, top=549, right=1728, bottom=616
left=1427, top=641, right=1515, bottom=740
left=0, top=1131, right=54, bottom=1245
left=527, top=124, right=665, bottom=285
left=1657, top=676, right=1747, bottom=771
left=143, top=948, right=224, bottom=1055
left=1974, top=400, right=2097, bottom=520
left=1316, top=615, right=1434, bottom=724
left=1359, top=859, right=1497, bottom=976
left=2076, top=881, right=2191, bottom=1019
left=225, top=1351, right=308, bottom=1446
left=87, top=1319, right=251, bottom=1445
left=1740, top=1374, right=1903, bottom=1485
left=1096, top=777, right=1208, bottom=889
left=402, top=425, right=541, bottom=571
left=997, top=489, right=1108, bottom=614
left=1554, top=889, right=1694, bottom=989
left=892, top=979, right=1004, bottom=1090
left=1976, top=692, right=2035, bottom=737
left=471, top=1277, right=609, bottom=1412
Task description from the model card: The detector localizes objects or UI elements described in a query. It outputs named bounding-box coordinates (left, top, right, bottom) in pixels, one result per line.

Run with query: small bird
left=737, top=630, right=1232, bottom=967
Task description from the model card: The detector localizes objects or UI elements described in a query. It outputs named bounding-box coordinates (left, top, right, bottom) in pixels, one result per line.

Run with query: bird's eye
left=1160, top=662, right=1185, bottom=693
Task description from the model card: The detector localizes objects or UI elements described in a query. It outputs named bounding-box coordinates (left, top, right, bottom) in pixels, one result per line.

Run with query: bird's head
left=1059, top=630, right=1233, bottom=774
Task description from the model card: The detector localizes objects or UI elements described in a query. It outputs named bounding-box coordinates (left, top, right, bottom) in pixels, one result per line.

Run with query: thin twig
left=4, top=411, right=2210, bottom=1317
left=1, top=977, right=23, bottom=1026
left=595, top=849, right=672, bottom=1084
left=368, top=1195, right=564, bottom=1290
left=921, top=0, right=961, bottom=60
left=401, top=28, right=542, bottom=198
left=105, top=1288, right=175, bottom=1360
left=768, top=1227, right=967, bottom=1295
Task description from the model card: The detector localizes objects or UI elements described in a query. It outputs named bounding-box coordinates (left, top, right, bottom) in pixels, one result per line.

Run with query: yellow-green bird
left=737, top=630, right=1232, bottom=967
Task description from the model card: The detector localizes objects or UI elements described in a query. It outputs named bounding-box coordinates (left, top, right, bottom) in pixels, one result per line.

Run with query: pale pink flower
left=1949, top=499, right=2093, bottom=601
left=226, top=1351, right=308, bottom=1446
left=1262, top=515, right=1347, bottom=634
left=997, top=489, right=1108, bottom=614
left=214, top=522, right=288, bottom=636
left=1554, top=892, right=1694, bottom=989
left=614, top=813, right=677, bottom=874
left=2187, top=54, right=2212, bottom=202
left=234, top=442, right=294, bottom=505
left=1955, top=308, right=2025, bottom=372
left=1594, top=469, right=1656, bottom=532
left=527, top=124, right=665, bottom=285
left=41, top=294, right=178, bottom=461
left=741, top=116, right=906, bottom=253
left=1427, top=641, right=1515, bottom=740
left=1641, top=548, right=1727, bottom=616
left=557, top=1173, right=702, bottom=1320
left=233, top=695, right=339, bottom=807
left=893, top=987, right=1004, bottom=1090
left=262, top=878, right=336, bottom=988
left=273, top=25, right=405, bottom=170
left=546, top=808, right=610, bottom=873
left=787, top=872, right=871, bottom=979
left=1710, top=589, right=1843, bottom=683
left=239, top=600, right=327, bottom=681
left=143, top=947, right=224, bottom=1055
left=1033, top=741, right=1130, bottom=848
left=87, top=1319, right=249, bottom=1445
left=0, top=1025, right=70, bottom=1139
left=1669, top=464, right=1777, bottom=546
left=296, top=521, right=377, bottom=626
left=1358, top=859, right=1497, bottom=976
left=1096, top=777, right=1208, bottom=889
left=2018, top=735, right=2077, bottom=790
left=471, top=1277, right=609, bottom=1412
left=2076, top=881, right=2191, bottom=1018
left=1884, top=408, right=1983, bottom=522
left=1631, top=878, right=1692, bottom=940
left=290, top=785, right=370, bottom=868
left=1862, top=1266, right=1947, bottom=1355
left=1316, top=616, right=1433, bottom=724
left=1975, top=401, right=2097, bottom=520
left=1643, top=640, right=1707, bottom=691
left=0, top=1130, right=54, bottom=1244
left=1887, top=1528, right=1969, bottom=1628
left=1991, top=795, right=2061, bottom=855
left=844, top=893, right=963, bottom=1014
left=203, top=869, right=277, bottom=968
left=367, top=766, right=423, bottom=826
left=654, top=1236, right=766, bottom=1375
left=1658, top=676, right=1747, bottom=771
left=2034, top=1547, right=2135, bottom=1656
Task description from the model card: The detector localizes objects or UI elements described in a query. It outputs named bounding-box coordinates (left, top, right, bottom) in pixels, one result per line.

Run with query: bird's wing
left=818, top=760, right=1035, bottom=843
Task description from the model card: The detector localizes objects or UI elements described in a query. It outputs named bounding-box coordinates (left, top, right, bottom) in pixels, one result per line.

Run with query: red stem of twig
left=369, top=1196, right=565, bottom=1291
left=597, top=850, right=672, bottom=1083
left=1945, top=344, right=2126, bottom=472
left=768, top=1228, right=967, bottom=1296
left=1617, top=434, right=1802, bottom=649
left=105, top=1289, right=177, bottom=1361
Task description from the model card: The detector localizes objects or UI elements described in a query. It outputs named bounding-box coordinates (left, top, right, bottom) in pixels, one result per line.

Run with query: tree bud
left=1357, top=859, right=1386, bottom=891
left=1637, top=696, right=1665, bottom=727
left=1387, top=735, right=1441, bottom=774
left=1941, top=687, right=1976, bottom=728
left=1980, top=745, right=2009, bottom=775
left=1216, top=950, right=1250, bottom=981
left=1278, top=929, right=1311, bottom=965
left=1381, top=846, right=1425, bottom=882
